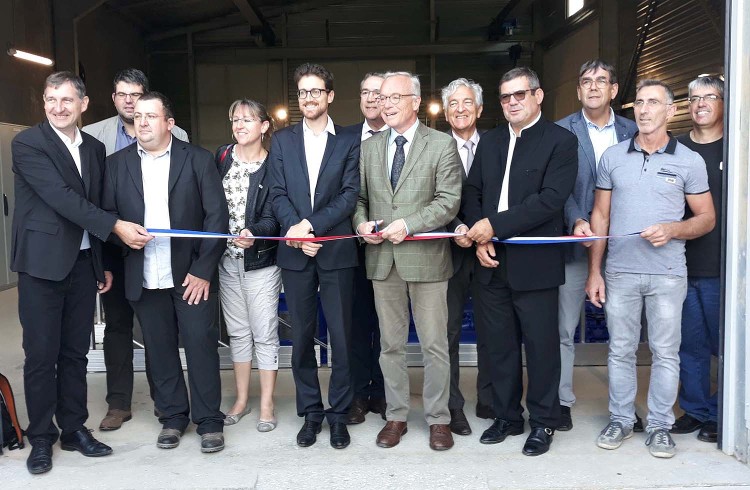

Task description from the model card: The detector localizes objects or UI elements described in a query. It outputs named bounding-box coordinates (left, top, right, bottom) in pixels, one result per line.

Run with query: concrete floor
left=1, top=287, right=749, bottom=489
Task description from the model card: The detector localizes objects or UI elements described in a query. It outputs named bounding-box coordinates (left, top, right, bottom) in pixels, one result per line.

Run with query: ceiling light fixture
left=7, top=47, right=54, bottom=66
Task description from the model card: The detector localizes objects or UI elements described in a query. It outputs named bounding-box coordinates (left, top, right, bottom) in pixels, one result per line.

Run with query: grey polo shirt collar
left=627, top=131, right=678, bottom=155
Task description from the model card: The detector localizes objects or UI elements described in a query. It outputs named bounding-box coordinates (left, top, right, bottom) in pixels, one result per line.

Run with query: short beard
left=118, top=111, right=134, bottom=125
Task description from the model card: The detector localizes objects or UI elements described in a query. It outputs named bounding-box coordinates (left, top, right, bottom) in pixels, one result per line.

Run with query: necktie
left=463, top=140, right=475, bottom=174
left=368, top=129, right=377, bottom=135
left=390, top=135, right=407, bottom=190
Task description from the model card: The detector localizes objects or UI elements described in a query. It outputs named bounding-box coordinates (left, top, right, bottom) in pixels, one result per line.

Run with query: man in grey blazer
left=555, top=60, right=637, bottom=431
left=81, top=68, right=189, bottom=432
left=353, top=71, right=462, bottom=451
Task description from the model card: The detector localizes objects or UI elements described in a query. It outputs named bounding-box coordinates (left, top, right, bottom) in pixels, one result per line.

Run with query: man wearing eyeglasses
left=353, top=71, right=462, bottom=451
left=82, top=68, right=189, bottom=433
left=669, top=76, right=724, bottom=444
left=343, top=72, right=388, bottom=425
left=267, top=63, right=361, bottom=449
left=586, top=79, right=715, bottom=458
left=461, top=66, right=578, bottom=456
left=555, top=60, right=637, bottom=432
left=101, top=91, right=229, bottom=453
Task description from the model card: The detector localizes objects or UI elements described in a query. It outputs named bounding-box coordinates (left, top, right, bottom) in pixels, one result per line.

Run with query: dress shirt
left=582, top=108, right=618, bottom=166
left=302, top=115, right=336, bottom=209
left=139, top=139, right=174, bottom=289
left=386, top=119, right=420, bottom=177
left=115, top=117, right=137, bottom=152
left=498, top=111, right=542, bottom=212
left=361, top=120, right=388, bottom=142
left=50, top=125, right=90, bottom=250
left=451, top=129, right=480, bottom=175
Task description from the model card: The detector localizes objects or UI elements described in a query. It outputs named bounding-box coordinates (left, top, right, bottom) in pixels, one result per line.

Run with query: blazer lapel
left=293, top=122, right=311, bottom=189
left=571, top=113, right=597, bottom=179
left=80, top=142, right=92, bottom=196
left=394, top=124, right=427, bottom=194
left=168, top=141, right=187, bottom=194
left=614, top=116, right=632, bottom=143
left=125, top=146, right=144, bottom=198
left=42, top=122, right=85, bottom=190
left=316, top=131, right=338, bottom=180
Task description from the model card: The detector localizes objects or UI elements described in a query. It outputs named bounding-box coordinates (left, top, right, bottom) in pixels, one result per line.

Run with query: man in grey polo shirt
left=586, top=79, right=715, bottom=459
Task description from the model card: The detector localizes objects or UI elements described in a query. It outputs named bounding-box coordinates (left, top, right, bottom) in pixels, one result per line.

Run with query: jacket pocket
left=25, top=219, right=59, bottom=235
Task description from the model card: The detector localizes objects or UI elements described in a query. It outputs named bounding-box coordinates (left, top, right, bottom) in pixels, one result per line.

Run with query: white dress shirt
left=361, top=120, right=388, bottom=142
left=386, top=119, right=420, bottom=177
left=498, top=111, right=542, bottom=212
left=303, top=116, right=336, bottom=209
left=451, top=129, right=480, bottom=175
left=51, top=125, right=91, bottom=250
left=139, top=139, right=174, bottom=289
left=582, top=108, right=618, bottom=166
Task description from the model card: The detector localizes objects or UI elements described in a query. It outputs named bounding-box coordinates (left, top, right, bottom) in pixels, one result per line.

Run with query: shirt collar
left=362, top=119, right=388, bottom=136
left=508, top=111, right=542, bottom=138
left=138, top=137, right=173, bottom=159
left=451, top=129, right=480, bottom=147
left=389, top=119, right=420, bottom=145
left=582, top=108, right=615, bottom=130
left=51, top=125, right=83, bottom=148
left=303, top=115, right=336, bottom=136
left=627, top=131, right=678, bottom=155
left=117, top=117, right=135, bottom=137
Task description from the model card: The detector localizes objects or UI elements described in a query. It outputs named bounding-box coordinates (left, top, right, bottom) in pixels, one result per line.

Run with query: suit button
left=392, top=205, right=398, bottom=210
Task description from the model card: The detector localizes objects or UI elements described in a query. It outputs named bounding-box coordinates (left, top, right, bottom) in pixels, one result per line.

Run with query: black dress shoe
left=476, top=402, right=495, bottom=420
left=670, top=414, right=704, bottom=434
left=296, top=420, right=322, bottom=447
left=27, top=440, right=53, bottom=475
left=698, top=421, right=718, bottom=443
left=557, top=405, right=573, bottom=431
left=330, top=422, right=351, bottom=449
left=522, top=427, right=554, bottom=456
left=633, top=413, right=645, bottom=433
left=449, top=408, right=472, bottom=436
left=346, top=398, right=369, bottom=425
left=60, top=429, right=113, bottom=457
left=369, top=398, right=387, bottom=420
left=480, top=418, right=524, bottom=444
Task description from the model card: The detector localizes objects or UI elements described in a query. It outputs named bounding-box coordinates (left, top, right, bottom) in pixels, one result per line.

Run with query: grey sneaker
left=645, top=428, right=676, bottom=458
left=596, top=422, right=633, bottom=450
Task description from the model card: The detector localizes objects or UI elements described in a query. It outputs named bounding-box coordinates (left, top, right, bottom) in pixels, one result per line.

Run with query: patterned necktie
left=390, top=135, right=408, bottom=190
left=463, top=140, right=475, bottom=174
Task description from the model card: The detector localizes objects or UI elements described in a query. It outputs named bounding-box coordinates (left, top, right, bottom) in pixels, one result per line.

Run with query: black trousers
left=471, top=249, right=562, bottom=429
left=282, top=260, right=354, bottom=424
left=100, top=256, right=155, bottom=410
left=19, top=252, right=97, bottom=443
left=447, top=250, right=493, bottom=411
left=349, top=245, right=384, bottom=401
left=130, top=288, right=223, bottom=434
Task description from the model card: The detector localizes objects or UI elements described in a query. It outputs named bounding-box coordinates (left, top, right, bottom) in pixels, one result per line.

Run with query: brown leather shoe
left=376, top=421, right=408, bottom=448
left=346, top=398, right=369, bottom=425
left=429, top=424, right=454, bottom=451
left=99, top=409, right=132, bottom=431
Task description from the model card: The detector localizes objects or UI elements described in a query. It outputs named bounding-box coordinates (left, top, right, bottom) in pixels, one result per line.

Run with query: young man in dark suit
left=267, top=63, right=361, bottom=449
left=462, top=66, right=578, bottom=456
left=12, top=72, right=149, bottom=474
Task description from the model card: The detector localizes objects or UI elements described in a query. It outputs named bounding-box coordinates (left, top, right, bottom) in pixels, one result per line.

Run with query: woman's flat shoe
left=224, top=407, right=251, bottom=426
left=257, top=417, right=277, bottom=432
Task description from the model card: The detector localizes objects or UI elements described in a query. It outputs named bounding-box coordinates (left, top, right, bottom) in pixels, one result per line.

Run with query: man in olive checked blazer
left=353, top=71, right=462, bottom=451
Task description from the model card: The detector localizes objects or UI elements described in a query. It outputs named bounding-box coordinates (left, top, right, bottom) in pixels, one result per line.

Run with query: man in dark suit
left=440, top=77, right=494, bottom=435
left=267, top=63, right=360, bottom=449
left=462, top=67, right=578, bottom=456
left=344, top=72, right=388, bottom=425
left=555, top=60, right=637, bottom=431
left=101, top=92, right=229, bottom=453
left=12, top=71, right=150, bottom=475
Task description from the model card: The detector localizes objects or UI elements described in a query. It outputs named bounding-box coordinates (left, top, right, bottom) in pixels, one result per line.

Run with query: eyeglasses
left=297, top=88, right=331, bottom=99
left=499, top=89, right=537, bottom=105
left=580, top=77, right=611, bottom=89
left=114, top=92, right=144, bottom=101
left=376, top=93, right=417, bottom=105
left=688, top=94, right=722, bottom=104
left=447, top=99, right=476, bottom=110
left=633, top=99, right=672, bottom=108
left=133, top=113, right=167, bottom=122
left=230, top=117, right=260, bottom=125
left=360, top=89, right=380, bottom=99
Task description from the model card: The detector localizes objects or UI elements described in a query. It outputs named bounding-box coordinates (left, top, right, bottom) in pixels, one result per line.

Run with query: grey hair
left=45, top=71, right=86, bottom=99
left=359, top=72, right=385, bottom=90
left=500, top=67, right=541, bottom=90
left=636, top=79, right=675, bottom=104
left=688, top=75, right=724, bottom=98
left=441, top=78, right=483, bottom=108
left=383, top=71, right=421, bottom=98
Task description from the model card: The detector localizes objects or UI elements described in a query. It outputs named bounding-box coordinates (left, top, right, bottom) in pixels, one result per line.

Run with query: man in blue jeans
left=586, top=79, right=715, bottom=459
left=670, top=76, right=724, bottom=443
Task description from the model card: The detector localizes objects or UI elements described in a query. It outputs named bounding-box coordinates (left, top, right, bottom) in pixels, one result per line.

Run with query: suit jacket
left=82, top=115, right=189, bottom=156
left=267, top=120, right=361, bottom=271
left=352, top=123, right=462, bottom=282
left=556, top=111, right=637, bottom=260
left=11, top=121, right=117, bottom=282
left=462, top=116, right=578, bottom=291
left=101, top=140, right=229, bottom=301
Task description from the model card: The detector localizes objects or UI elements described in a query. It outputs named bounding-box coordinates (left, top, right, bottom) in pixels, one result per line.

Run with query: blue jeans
left=604, top=272, right=687, bottom=431
left=678, top=276, right=720, bottom=423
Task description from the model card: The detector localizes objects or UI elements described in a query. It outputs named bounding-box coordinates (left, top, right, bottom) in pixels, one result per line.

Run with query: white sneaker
left=596, top=422, right=633, bottom=450
left=645, top=428, right=676, bottom=458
